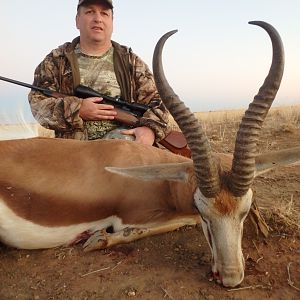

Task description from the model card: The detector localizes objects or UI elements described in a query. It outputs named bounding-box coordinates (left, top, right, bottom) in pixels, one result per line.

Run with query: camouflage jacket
left=28, top=37, right=171, bottom=142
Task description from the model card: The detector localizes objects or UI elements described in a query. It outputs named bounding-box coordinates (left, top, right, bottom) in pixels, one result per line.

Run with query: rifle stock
left=112, top=108, right=139, bottom=126
left=0, top=75, right=191, bottom=157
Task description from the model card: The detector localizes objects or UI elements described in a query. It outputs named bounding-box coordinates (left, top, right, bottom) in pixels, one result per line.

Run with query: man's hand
left=79, top=97, right=117, bottom=121
left=122, top=126, right=155, bottom=145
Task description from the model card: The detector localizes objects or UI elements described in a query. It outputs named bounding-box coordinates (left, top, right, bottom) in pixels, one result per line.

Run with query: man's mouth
left=92, top=26, right=103, bottom=31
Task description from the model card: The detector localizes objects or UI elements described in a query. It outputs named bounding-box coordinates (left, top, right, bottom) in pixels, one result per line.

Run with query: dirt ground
left=0, top=109, right=299, bottom=300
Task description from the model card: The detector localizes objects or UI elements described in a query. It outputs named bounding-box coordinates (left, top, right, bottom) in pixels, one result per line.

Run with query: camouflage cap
left=77, top=0, right=113, bottom=9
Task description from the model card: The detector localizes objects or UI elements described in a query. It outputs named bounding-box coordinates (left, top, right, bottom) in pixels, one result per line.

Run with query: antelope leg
left=83, top=215, right=201, bottom=252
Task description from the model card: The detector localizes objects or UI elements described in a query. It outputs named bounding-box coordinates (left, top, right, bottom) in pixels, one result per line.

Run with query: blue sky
left=0, top=0, right=299, bottom=124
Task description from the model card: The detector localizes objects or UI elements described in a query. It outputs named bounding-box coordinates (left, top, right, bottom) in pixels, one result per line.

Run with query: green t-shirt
left=76, top=45, right=122, bottom=140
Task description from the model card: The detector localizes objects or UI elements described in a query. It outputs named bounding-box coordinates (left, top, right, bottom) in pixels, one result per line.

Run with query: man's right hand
left=79, top=97, right=117, bottom=121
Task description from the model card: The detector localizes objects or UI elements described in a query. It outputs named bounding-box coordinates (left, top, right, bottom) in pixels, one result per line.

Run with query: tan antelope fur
left=0, top=21, right=300, bottom=287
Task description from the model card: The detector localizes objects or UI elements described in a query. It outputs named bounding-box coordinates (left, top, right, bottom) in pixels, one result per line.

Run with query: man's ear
left=75, top=14, right=80, bottom=30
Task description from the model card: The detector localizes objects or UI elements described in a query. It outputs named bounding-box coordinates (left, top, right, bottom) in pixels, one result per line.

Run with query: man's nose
left=93, top=12, right=103, bottom=22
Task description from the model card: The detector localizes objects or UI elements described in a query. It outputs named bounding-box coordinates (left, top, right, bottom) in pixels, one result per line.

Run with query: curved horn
left=229, top=21, right=285, bottom=196
left=152, top=30, right=220, bottom=197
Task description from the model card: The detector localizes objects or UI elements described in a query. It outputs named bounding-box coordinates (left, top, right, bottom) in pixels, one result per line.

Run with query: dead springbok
left=0, top=21, right=299, bottom=287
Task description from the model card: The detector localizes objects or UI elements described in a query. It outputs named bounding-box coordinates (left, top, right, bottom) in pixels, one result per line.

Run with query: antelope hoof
left=83, top=229, right=108, bottom=252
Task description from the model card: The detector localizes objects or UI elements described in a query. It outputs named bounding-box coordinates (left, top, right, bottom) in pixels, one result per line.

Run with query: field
left=0, top=105, right=299, bottom=299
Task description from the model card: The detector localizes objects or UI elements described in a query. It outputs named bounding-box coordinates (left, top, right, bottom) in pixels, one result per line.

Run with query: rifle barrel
left=0, top=75, right=148, bottom=114
left=0, top=75, right=47, bottom=94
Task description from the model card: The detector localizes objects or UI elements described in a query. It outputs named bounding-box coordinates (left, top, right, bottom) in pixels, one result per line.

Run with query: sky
left=0, top=0, right=299, bottom=124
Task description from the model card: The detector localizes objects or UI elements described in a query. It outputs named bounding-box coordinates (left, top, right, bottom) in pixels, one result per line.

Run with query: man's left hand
left=121, top=126, right=155, bottom=145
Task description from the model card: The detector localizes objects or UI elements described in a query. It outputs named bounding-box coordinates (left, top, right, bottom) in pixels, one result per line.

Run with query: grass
left=263, top=195, right=300, bottom=236
left=170, top=105, right=300, bottom=132
left=170, top=105, right=300, bottom=153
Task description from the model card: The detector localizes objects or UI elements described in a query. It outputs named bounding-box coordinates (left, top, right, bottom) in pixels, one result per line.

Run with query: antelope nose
left=221, top=270, right=244, bottom=287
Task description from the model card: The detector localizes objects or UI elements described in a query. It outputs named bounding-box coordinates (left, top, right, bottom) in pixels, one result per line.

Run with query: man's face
left=76, top=3, right=113, bottom=45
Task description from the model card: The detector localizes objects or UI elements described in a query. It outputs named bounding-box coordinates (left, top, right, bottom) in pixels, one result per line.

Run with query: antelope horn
left=229, top=21, right=285, bottom=196
left=152, top=30, right=220, bottom=198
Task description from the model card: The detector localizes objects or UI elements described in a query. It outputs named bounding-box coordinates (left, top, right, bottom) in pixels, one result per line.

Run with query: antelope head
left=152, top=21, right=284, bottom=287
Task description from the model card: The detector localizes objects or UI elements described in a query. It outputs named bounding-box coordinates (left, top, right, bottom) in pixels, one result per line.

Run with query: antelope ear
left=105, top=161, right=193, bottom=182
left=255, top=146, right=300, bottom=177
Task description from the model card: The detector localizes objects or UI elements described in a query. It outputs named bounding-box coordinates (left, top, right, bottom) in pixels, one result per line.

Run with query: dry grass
left=0, top=123, right=54, bottom=140
left=169, top=108, right=243, bottom=132
left=37, top=125, right=55, bottom=138
left=202, top=105, right=300, bottom=127
left=169, top=105, right=300, bottom=154
left=265, top=105, right=300, bottom=132
left=262, top=196, right=300, bottom=236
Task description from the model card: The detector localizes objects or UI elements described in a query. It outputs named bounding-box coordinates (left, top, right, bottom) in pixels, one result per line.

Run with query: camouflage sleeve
left=132, top=55, right=172, bottom=142
left=28, top=52, right=84, bottom=132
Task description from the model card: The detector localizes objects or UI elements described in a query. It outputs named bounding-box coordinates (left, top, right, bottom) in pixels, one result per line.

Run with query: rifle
left=0, top=75, right=191, bottom=157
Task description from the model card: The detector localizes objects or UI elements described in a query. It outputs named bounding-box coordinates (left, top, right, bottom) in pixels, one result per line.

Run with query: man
left=29, top=0, right=171, bottom=145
